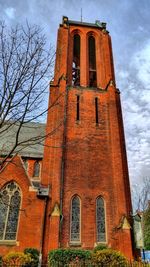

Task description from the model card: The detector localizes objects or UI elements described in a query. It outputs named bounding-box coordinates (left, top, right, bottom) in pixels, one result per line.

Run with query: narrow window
left=70, top=196, right=80, bottom=242
left=96, top=197, right=106, bottom=242
left=95, top=97, right=99, bottom=124
left=0, top=182, right=21, bottom=240
left=76, top=95, right=80, bottom=121
left=72, top=34, right=80, bottom=86
left=33, top=161, right=40, bottom=177
left=88, top=36, right=97, bottom=87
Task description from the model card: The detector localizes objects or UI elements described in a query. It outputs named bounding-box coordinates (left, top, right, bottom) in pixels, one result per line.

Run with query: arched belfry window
left=72, top=34, right=80, bottom=86
left=88, top=36, right=97, bottom=87
left=0, top=181, right=21, bottom=240
left=33, top=161, right=40, bottom=177
left=96, top=197, right=106, bottom=242
left=70, top=195, right=81, bottom=242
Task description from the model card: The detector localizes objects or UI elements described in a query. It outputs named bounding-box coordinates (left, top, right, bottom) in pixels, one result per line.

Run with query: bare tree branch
left=132, top=177, right=150, bottom=211
left=0, top=21, right=58, bottom=169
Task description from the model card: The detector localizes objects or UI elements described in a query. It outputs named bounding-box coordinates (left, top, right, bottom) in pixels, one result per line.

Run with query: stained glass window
left=70, top=196, right=80, bottom=242
left=96, top=197, right=106, bottom=242
left=0, top=182, right=21, bottom=240
left=33, top=161, right=40, bottom=177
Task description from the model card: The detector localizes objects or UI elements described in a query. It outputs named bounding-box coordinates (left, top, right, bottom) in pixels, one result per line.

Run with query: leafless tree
left=0, top=21, right=57, bottom=167
left=132, top=177, right=150, bottom=211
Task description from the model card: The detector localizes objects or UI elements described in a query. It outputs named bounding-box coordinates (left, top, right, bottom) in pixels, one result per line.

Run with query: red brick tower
left=41, top=16, right=133, bottom=259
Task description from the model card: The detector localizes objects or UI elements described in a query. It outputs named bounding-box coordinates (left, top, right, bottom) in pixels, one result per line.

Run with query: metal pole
left=142, top=248, right=145, bottom=261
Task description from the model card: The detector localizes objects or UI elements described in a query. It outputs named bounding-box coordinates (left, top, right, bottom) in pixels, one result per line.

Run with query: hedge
left=24, top=248, right=40, bottom=267
left=92, top=248, right=128, bottom=267
left=2, top=251, right=32, bottom=266
left=48, top=248, right=92, bottom=266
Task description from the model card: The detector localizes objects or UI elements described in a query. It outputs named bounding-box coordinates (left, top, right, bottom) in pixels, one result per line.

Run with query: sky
left=0, top=0, right=150, bottom=187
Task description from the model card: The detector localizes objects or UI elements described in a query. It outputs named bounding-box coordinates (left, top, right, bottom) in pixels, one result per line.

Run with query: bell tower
left=41, top=16, right=133, bottom=259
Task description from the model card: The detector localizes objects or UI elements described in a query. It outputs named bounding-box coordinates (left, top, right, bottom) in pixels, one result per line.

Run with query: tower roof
left=61, top=16, right=107, bottom=30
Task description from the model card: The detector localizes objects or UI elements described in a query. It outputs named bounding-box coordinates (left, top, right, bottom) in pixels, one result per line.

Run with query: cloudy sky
left=0, top=0, right=150, bottom=187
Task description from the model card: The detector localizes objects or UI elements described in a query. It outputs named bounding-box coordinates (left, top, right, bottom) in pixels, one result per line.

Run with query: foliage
left=24, top=248, right=39, bottom=267
left=143, top=205, right=150, bottom=250
left=93, top=244, right=108, bottom=253
left=92, top=248, right=128, bottom=267
left=3, top=251, right=32, bottom=266
left=48, top=248, right=92, bottom=267
left=0, top=255, right=2, bottom=267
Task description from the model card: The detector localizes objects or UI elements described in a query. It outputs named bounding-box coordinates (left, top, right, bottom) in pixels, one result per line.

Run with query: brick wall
left=0, top=156, right=44, bottom=255
left=41, top=20, right=133, bottom=260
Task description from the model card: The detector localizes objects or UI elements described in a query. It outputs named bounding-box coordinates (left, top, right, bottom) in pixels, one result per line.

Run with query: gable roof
left=0, top=121, right=46, bottom=158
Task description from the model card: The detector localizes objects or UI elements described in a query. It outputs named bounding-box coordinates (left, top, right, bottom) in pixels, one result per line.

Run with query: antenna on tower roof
left=81, top=8, right=83, bottom=22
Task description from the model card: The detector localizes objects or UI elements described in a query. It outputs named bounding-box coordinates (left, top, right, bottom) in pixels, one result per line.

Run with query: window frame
left=0, top=181, right=21, bottom=242
left=70, top=195, right=81, bottom=244
left=88, top=34, right=97, bottom=87
left=96, top=196, right=107, bottom=244
left=72, top=33, right=81, bottom=86
left=33, top=160, right=41, bottom=177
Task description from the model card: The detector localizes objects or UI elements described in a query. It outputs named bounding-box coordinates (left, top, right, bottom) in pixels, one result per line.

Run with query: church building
left=0, top=17, right=133, bottom=261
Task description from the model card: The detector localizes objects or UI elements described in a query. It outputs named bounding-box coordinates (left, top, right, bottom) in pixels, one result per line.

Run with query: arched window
left=70, top=195, right=81, bottom=242
left=96, top=197, right=106, bottom=242
left=72, top=34, right=80, bottom=86
left=88, top=35, right=97, bottom=87
left=0, top=182, right=21, bottom=240
left=33, top=161, right=40, bottom=177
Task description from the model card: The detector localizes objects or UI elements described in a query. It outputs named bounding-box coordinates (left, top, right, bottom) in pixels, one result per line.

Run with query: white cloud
left=131, top=40, right=150, bottom=87
left=4, top=7, right=15, bottom=19
left=118, top=70, right=129, bottom=79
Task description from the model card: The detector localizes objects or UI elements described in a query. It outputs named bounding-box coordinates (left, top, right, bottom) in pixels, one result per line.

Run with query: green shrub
left=24, top=248, right=39, bottom=267
left=93, top=244, right=108, bottom=252
left=0, top=256, right=2, bottom=267
left=92, top=248, right=128, bottom=267
left=3, top=251, right=32, bottom=266
left=48, top=248, right=92, bottom=267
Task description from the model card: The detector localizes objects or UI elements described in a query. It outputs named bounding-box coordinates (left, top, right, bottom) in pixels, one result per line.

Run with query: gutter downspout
left=38, top=195, right=49, bottom=267
left=59, top=84, right=68, bottom=246
left=59, top=25, right=70, bottom=247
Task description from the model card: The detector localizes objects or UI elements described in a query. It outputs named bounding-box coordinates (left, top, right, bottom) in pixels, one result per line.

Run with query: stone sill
left=0, top=240, right=19, bottom=246
left=94, top=241, right=107, bottom=247
left=69, top=242, right=82, bottom=247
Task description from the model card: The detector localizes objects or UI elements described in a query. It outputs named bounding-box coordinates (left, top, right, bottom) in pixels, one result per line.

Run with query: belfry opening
left=88, top=35, right=97, bottom=87
left=72, top=34, right=80, bottom=86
